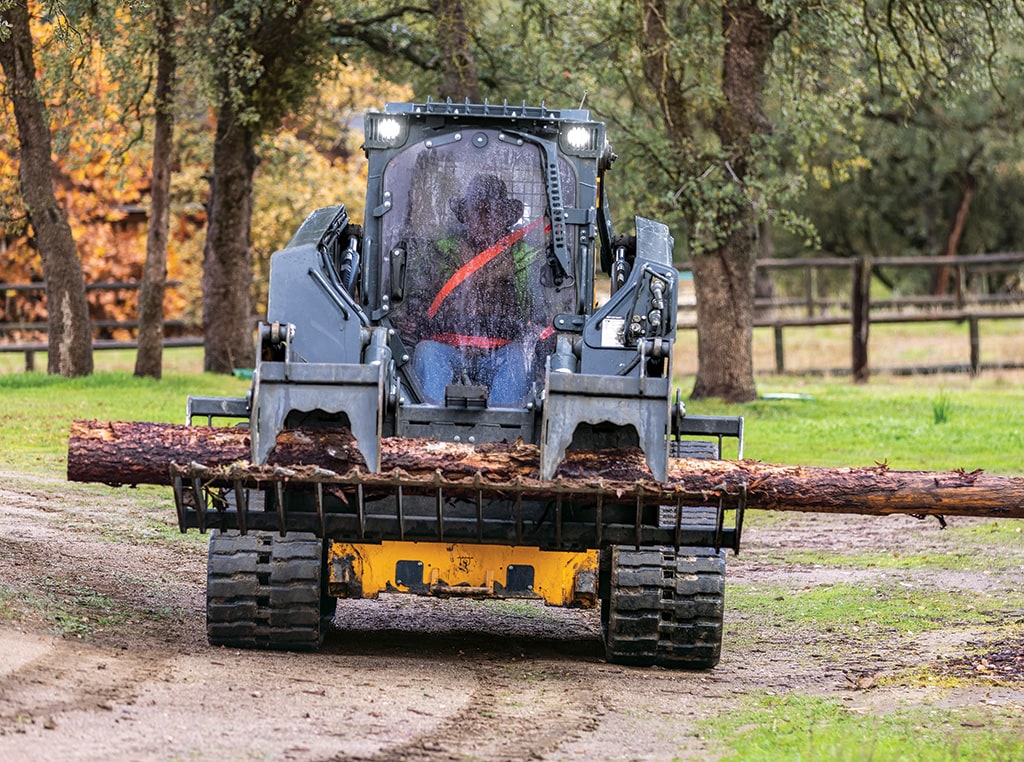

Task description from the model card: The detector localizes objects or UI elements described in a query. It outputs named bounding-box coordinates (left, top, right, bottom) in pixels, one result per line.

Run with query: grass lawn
left=680, top=372, right=1024, bottom=474
left=0, top=349, right=248, bottom=474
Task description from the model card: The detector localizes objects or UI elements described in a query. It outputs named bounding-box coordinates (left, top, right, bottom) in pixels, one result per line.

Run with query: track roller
left=207, top=529, right=328, bottom=651
left=600, top=545, right=725, bottom=669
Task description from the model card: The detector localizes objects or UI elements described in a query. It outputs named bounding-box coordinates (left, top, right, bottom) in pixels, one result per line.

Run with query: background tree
left=636, top=0, right=788, bottom=401
left=6, top=0, right=1024, bottom=392
left=459, top=0, right=1024, bottom=400
left=0, top=0, right=93, bottom=376
left=200, top=0, right=335, bottom=374
left=790, top=66, right=1024, bottom=299
left=135, top=0, right=177, bottom=379
left=433, top=0, right=480, bottom=101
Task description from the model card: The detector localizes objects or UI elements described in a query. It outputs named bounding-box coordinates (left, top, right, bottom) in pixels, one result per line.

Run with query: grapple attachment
left=170, top=429, right=747, bottom=555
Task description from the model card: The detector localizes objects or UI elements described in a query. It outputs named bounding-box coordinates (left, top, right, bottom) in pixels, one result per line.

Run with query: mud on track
left=1, top=470, right=1022, bottom=760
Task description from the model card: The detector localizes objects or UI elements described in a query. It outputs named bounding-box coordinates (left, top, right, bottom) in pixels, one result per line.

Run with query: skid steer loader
left=178, top=99, right=745, bottom=669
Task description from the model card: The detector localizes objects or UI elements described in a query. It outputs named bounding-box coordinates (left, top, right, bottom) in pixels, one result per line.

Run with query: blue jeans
left=411, top=339, right=530, bottom=407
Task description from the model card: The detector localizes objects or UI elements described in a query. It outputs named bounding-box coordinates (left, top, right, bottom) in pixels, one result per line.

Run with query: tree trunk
left=0, top=0, right=93, bottom=377
left=135, top=0, right=176, bottom=379
left=202, top=113, right=257, bottom=374
left=690, top=227, right=757, bottom=401
left=432, top=0, right=480, bottom=102
left=930, top=172, right=976, bottom=297
left=67, top=419, right=1024, bottom=520
left=687, top=1, right=783, bottom=403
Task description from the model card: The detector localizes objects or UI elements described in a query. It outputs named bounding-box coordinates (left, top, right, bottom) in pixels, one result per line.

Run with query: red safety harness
left=427, top=217, right=553, bottom=348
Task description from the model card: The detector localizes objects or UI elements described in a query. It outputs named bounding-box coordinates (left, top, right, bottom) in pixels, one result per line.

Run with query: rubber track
left=604, top=545, right=725, bottom=669
left=207, top=530, right=324, bottom=650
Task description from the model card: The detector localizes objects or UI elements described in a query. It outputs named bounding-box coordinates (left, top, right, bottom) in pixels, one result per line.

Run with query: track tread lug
left=206, top=530, right=325, bottom=651
left=602, top=545, right=726, bottom=670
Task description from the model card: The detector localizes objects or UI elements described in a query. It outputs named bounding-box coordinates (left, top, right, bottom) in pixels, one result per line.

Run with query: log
left=67, top=419, right=1024, bottom=519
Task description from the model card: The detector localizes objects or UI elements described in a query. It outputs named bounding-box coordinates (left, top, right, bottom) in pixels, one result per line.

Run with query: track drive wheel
left=207, top=530, right=327, bottom=651
left=600, top=545, right=725, bottom=669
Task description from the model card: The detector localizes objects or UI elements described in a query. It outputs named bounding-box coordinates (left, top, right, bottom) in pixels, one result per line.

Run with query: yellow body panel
left=328, top=541, right=599, bottom=608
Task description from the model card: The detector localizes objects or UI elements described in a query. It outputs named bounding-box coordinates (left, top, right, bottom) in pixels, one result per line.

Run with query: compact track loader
left=179, top=99, right=744, bottom=669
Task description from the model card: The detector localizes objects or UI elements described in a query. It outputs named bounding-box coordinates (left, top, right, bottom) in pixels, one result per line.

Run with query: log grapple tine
left=315, top=482, right=325, bottom=538
left=274, top=480, right=287, bottom=537
left=172, top=475, right=187, bottom=533
left=434, top=470, right=444, bottom=542
left=715, top=493, right=725, bottom=552
left=192, top=477, right=207, bottom=533
left=515, top=481, right=524, bottom=545
left=234, top=480, right=248, bottom=535
left=357, top=482, right=365, bottom=539
left=674, top=493, right=683, bottom=551
left=396, top=472, right=406, bottom=541
left=634, top=493, right=643, bottom=550
left=474, top=472, right=484, bottom=542
left=734, top=483, right=748, bottom=554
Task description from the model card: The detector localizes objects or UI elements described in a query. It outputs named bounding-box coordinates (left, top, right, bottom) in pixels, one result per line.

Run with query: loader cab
left=361, top=102, right=609, bottom=408
left=252, top=100, right=680, bottom=474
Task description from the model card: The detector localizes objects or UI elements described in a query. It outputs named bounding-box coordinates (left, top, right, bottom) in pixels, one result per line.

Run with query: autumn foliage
left=0, top=6, right=410, bottom=346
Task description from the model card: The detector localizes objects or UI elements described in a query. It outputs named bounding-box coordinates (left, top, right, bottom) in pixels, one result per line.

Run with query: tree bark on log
left=67, top=419, right=1024, bottom=519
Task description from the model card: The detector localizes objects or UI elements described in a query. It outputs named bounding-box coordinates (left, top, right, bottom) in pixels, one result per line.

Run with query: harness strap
left=429, top=333, right=512, bottom=349
left=427, top=216, right=548, bottom=319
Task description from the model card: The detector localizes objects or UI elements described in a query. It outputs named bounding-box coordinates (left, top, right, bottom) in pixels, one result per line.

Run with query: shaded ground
left=1, top=470, right=1022, bottom=760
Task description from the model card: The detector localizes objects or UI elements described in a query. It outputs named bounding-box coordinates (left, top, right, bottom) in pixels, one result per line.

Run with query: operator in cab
left=408, top=174, right=550, bottom=407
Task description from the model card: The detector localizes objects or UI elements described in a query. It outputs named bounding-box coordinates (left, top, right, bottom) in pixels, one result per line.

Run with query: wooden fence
left=679, top=252, right=1024, bottom=378
left=4, top=253, right=1024, bottom=376
left=0, top=281, right=201, bottom=371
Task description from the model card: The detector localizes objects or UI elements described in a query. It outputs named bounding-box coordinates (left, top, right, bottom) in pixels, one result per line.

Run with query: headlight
left=559, top=122, right=603, bottom=157
left=565, top=126, right=592, bottom=149
left=365, top=114, right=409, bottom=148
left=378, top=118, right=402, bottom=140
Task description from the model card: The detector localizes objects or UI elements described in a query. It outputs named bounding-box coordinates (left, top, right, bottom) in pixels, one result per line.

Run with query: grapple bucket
left=171, top=458, right=746, bottom=554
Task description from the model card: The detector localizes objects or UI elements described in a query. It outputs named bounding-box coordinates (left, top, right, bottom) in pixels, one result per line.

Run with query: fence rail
left=5, top=253, right=1024, bottom=377
left=679, top=252, right=1024, bottom=378
left=0, top=281, right=201, bottom=371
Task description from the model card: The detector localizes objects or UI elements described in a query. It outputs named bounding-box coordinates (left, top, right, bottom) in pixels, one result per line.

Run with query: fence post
left=774, top=325, right=785, bottom=373
left=969, top=316, right=980, bottom=376
left=851, top=257, right=870, bottom=382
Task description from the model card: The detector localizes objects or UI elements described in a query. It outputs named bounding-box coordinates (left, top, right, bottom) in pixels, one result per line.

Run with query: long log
left=66, top=419, right=1024, bottom=519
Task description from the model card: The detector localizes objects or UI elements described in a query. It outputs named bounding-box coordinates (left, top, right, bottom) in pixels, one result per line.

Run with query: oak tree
left=200, top=0, right=335, bottom=374
left=0, top=0, right=93, bottom=376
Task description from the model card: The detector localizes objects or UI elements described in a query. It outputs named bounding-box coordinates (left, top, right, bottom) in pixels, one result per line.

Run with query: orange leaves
left=1, top=4, right=413, bottom=341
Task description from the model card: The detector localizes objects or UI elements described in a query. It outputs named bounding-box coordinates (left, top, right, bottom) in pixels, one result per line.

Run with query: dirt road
left=1, top=470, right=1022, bottom=760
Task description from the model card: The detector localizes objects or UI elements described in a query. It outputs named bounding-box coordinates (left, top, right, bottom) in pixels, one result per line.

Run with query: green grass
left=932, top=388, right=955, bottom=424
left=679, top=374, right=1024, bottom=474
left=729, top=581, right=1023, bottom=636
left=754, top=548, right=988, bottom=572
left=2, top=355, right=1022, bottom=754
left=950, top=519, right=1024, bottom=545
left=701, top=694, right=1024, bottom=762
left=0, top=367, right=248, bottom=473
left=0, top=575, right=179, bottom=638
left=2, top=361, right=1022, bottom=476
